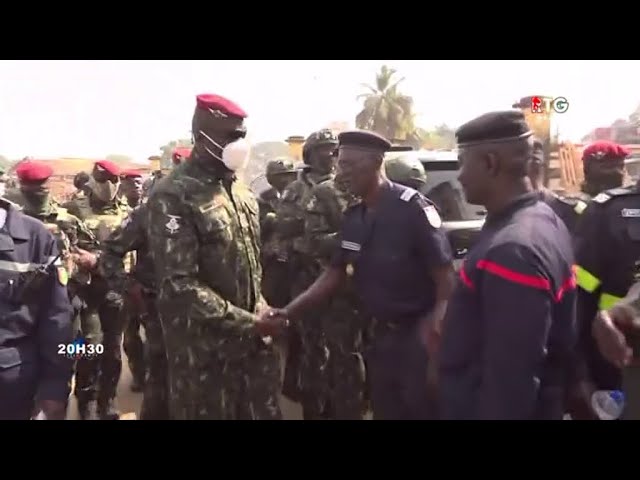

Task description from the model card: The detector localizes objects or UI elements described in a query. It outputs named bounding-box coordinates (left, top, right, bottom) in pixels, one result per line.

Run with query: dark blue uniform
left=575, top=186, right=640, bottom=391
left=439, top=194, right=577, bottom=419
left=331, top=181, right=453, bottom=419
left=0, top=203, right=73, bottom=419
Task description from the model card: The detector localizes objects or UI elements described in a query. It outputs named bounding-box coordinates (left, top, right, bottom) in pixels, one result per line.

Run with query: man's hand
left=255, top=307, right=289, bottom=338
left=593, top=308, right=634, bottom=368
left=34, top=400, right=66, bottom=420
left=70, top=248, right=98, bottom=271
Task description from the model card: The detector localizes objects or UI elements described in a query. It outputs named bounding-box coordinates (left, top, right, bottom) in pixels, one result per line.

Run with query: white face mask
left=199, top=131, right=251, bottom=172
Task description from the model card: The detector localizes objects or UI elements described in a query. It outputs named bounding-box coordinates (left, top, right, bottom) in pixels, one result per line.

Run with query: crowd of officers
left=2, top=92, right=640, bottom=420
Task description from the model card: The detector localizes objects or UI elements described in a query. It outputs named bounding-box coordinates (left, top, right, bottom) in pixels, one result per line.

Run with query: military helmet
left=302, top=129, right=338, bottom=165
left=266, top=158, right=297, bottom=176
left=385, top=155, right=427, bottom=186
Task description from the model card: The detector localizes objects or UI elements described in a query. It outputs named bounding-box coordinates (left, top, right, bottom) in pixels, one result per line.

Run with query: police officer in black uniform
left=575, top=142, right=640, bottom=401
left=438, top=111, right=577, bottom=420
left=529, top=138, right=587, bottom=235
left=0, top=199, right=74, bottom=419
left=258, top=130, right=455, bottom=420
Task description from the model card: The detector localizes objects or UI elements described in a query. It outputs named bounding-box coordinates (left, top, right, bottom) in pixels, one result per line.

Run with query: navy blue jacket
left=331, top=181, right=452, bottom=322
left=0, top=203, right=73, bottom=403
left=439, top=193, right=577, bottom=420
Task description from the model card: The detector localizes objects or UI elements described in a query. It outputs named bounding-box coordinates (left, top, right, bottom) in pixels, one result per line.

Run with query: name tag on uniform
left=622, top=209, right=640, bottom=218
left=341, top=240, right=361, bottom=252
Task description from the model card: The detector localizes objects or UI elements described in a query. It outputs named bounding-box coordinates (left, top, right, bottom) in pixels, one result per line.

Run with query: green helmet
left=385, top=155, right=427, bottom=186
left=302, top=129, right=338, bottom=165
left=266, top=158, right=297, bottom=176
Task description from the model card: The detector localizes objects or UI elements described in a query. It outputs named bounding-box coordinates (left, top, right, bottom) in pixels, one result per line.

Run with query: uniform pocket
left=199, top=202, right=233, bottom=245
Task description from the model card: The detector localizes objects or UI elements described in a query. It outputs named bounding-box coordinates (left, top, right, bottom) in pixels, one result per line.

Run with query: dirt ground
left=67, top=348, right=303, bottom=420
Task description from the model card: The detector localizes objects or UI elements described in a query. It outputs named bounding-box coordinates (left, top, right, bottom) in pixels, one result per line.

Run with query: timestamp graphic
left=57, top=337, right=104, bottom=360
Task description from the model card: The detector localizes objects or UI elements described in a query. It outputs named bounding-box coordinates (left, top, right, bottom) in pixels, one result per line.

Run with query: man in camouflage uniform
left=14, top=160, right=101, bottom=419
left=259, top=158, right=298, bottom=309
left=65, top=160, right=129, bottom=419
left=118, top=169, right=146, bottom=391
left=97, top=194, right=168, bottom=419
left=275, top=129, right=338, bottom=413
left=384, top=154, right=427, bottom=193
left=300, top=173, right=368, bottom=419
left=146, top=93, right=281, bottom=420
left=70, top=172, right=91, bottom=201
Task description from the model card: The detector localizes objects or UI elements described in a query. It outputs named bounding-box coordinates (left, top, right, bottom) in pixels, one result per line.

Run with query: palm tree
left=355, top=65, right=417, bottom=141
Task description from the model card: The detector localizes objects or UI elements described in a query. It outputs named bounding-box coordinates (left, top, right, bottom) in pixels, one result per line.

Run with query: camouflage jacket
left=276, top=170, right=333, bottom=257
left=257, top=187, right=280, bottom=242
left=64, top=194, right=129, bottom=246
left=146, top=161, right=263, bottom=337
left=23, top=202, right=98, bottom=282
left=99, top=202, right=154, bottom=290
left=303, top=179, right=359, bottom=265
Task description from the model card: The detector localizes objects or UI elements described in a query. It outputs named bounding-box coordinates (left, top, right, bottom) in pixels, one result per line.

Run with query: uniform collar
left=485, top=192, right=539, bottom=225
left=3, top=204, right=29, bottom=241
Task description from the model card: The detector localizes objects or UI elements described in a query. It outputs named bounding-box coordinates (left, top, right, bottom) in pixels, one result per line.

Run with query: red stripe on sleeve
left=459, top=263, right=474, bottom=290
left=476, top=259, right=551, bottom=291
left=555, top=266, right=577, bottom=302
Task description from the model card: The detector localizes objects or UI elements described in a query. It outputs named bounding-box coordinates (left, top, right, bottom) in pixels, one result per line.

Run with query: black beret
left=338, top=130, right=392, bottom=153
left=456, top=110, right=533, bottom=148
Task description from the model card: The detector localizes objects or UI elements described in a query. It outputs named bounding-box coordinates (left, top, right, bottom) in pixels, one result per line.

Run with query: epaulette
left=593, top=186, right=638, bottom=204
left=399, top=187, right=419, bottom=202
left=554, top=193, right=588, bottom=215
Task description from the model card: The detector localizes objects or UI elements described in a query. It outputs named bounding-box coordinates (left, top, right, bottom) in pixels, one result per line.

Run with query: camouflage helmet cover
left=384, top=154, right=427, bottom=185
left=266, top=157, right=297, bottom=176
left=302, top=129, right=339, bottom=164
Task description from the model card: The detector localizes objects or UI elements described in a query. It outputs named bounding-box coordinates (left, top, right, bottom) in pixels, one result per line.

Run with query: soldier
left=91, top=200, right=168, bottom=419
left=384, top=154, right=427, bottom=193
left=0, top=198, right=74, bottom=419
left=119, top=169, right=145, bottom=391
left=14, top=161, right=101, bottom=419
left=276, top=129, right=337, bottom=404
left=528, top=138, right=587, bottom=234
left=172, top=147, right=192, bottom=166
left=259, top=130, right=455, bottom=420
left=65, top=160, right=128, bottom=419
left=574, top=170, right=640, bottom=410
left=580, top=140, right=630, bottom=200
left=439, top=111, right=576, bottom=419
left=259, top=158, right=298, bottom=309
left=146, top=93, right=281, bottom=420
left=70, top=172, right=91, bottom=201
left=299, top=172, right=367, bottom=419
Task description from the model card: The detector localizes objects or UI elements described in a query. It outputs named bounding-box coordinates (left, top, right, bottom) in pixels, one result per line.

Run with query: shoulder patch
left=592, top=193, right=612, bottom=204
left=57, top=267, right=68, bottom=286
left=621, top=208, right=640, bottom=218
left=165, top=215, right=181, bottom=234
left=400, top=188, right=418, bottom=202
left=423, top=204, right=442, bottom=228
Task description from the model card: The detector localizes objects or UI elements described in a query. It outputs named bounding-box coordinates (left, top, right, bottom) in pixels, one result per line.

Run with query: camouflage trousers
left=123, top=306, right=145, bottom=385
left=138, top=290, right=169, bottom=420
left=296, top=301, right=367, bottom=420
left=81, top=278, right=125, bottom=407
left=69, top=282, right=102, bottom=407
left=159, top=313, right=282, bottom=420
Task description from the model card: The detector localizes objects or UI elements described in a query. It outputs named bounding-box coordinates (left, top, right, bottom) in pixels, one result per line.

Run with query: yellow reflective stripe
left=599, top=293, right=624, bottom=310
left=575, top=265, right=601, bottom=293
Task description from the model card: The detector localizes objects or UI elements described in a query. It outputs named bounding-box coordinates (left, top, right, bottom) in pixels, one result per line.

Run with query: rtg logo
left=531, top=96, right=569, bottom=114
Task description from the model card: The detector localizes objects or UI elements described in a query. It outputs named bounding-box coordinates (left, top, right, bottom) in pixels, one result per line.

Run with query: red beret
left=195, top=94, right=247, bottom=119
left=582, top=141, right=631, bottom=162
left=16, top=160, right=54, bottom=182
left=95, top=160, right=121, bottom=176
left=172, top=147, right=192, bottom=163
left=121, top=169, right=143, bottom=178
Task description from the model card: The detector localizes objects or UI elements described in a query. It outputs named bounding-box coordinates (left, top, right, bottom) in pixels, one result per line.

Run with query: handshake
left=254, top=306, right=291, bottom=338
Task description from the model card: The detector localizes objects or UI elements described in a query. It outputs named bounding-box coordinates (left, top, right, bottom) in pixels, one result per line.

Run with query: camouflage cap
left=266, top=158, right=297, bottom=176
left=385, top=155, right=427, bottom=185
